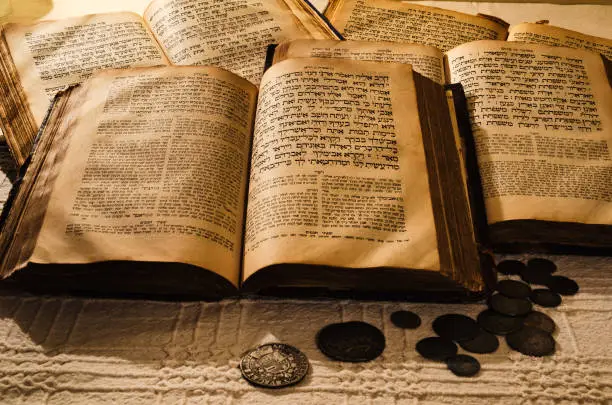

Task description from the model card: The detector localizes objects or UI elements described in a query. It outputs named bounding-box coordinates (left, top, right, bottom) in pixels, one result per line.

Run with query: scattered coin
left=477, top=310, right=524, bottom=335
left=496, top=260, right=525, bottom=275
left=316, top=321, right=385, bottom=362
left=496, top=279, right=532, bottom=299
left=459, top=329, right=499, bottom=354
left=522, top=311, right=556, bottom=334
left=489, top=293, right=533, bottom=317
left=527, top=258, right=557, bottom=274
left=390, top=310, right=421, bottom=329
left=432, top=314, right=480, bottom=342
left=446, top=354, right=481, bottom=377
left=416, top=337, right=457, bottom=361
left=506, top=326, right=555, bottom=357
left=530, top=288, right=562, bottom=308
left=546, top=276, right=579, bottom=296
left=519, top=267, right=552, bottom=285
left=240, top=343, right=309, bottom=388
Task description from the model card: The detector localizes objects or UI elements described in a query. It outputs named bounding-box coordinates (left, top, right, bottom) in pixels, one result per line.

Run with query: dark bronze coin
left=432, top=314, right=479, bottom=342
left=530, top=288, right=562, bottom=307
left=489, top=293, right=533, bottom=316
left=496, top=260, right=525, bottom=275
left=316, top=321, right=385, bottom=362
left=459, top=329, right=499, bottom=354
left=496, top=279, right=532, bottom=299
left=527, top=258, right=557, bottom=274
left=506, top=326, right=555, bottom=357
left=477, top=309, right=524, bottom=335
left=390, top=310, right=421, bottom=329
left=416, top=337, right=457, bottom=361
left=520, top=267, right=552, bottom=285
left=240, top=343, right=309, bottom=388
left=546, top=276, right=579, bottom=296
left=522, top=311, right=556, bottom=334
left=446, top=354, right=481, bottom=377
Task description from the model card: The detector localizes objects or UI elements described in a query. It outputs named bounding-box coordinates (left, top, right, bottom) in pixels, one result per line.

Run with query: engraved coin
left=506, top=326, right=555, bottom=357
left=546, top=275, right=579, bottom=296
left=522, top=311, right=556, bottom=334
left=446, top=354, right=481, bottom=377
left=496, top=260, right=525, bottom=275
left=316, top=321, right=385, bottom=362
left=459, top=329, right=499, bottom=354
left=432, top=314, right=480, bottom=342
left=530, top=288, right=562, bottom=308
left=527, top=258, right=557, bottom=274
left=477, top=309, right=524, bottom=335
left=416, top=336, right=457, bottom=361
left=390, top=310, right=421, bottom=329
left=496, top=279, right=532, bottom=299
left=240, top=343, right=309, bottom=388
left=489, top=293, right=533, bottom=317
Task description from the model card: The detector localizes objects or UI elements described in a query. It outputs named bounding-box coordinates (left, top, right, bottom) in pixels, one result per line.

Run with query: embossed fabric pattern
left=0, top=255, right=611, bottom=404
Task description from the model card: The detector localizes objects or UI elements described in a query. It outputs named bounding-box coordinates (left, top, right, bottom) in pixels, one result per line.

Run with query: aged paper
left=144, top=0, right=336, bottom=84
left=447, top=41, right=612, bottom=226
left=508, top=23, right=612, bottom=60
left=274, top=39, right=446, bottom=85
left=243, top=58, right=440, bottom=280
left=325, top=0, right=507, bottom=53
left=29, top=67, right=257, bottom=286
left=3, top=12, right=168, bottom=126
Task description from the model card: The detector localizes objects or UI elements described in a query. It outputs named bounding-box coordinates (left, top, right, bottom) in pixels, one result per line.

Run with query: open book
left=324, top=0, right=612, bottom=59
left=0, top=0, right=339, bottom=166
left=0, top=60, right=492, bottom=300
left=273, top=39, right=612, bottom=253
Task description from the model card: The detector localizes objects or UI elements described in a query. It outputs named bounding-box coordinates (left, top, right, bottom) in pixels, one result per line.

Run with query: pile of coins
left=240, top=257, right=579, bottom=386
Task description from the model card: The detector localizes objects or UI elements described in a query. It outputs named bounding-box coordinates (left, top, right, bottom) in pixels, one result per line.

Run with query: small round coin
left=432, top=314, right=480, bottom=342
left=527, top=258, right=557, bottom=274
left=546, top=276, right=579, bottom=296
left=416, top=337, right=457, bottom=361
left=522, top=311, right=556, bottom=334
left=489, top=293, right=533, bottom=317
left=240, top=343, right=309, bottom=388
left=446, top=354, right=481, bottom=377
left=477, top=309, right=524, bottom=335
left=316, top=321, right=385, bottom=362
left=496, top=260, right=525, bottom=275
left=520, top=267, right=552, bottom=285
left=506, top=326, right=555, bottom=357
left=459, top=329, right=499, bottom=354
left=530, top=288, right=562, bottom=308
left=390, top=310, right=421, bottom=329
left=496, top=279, right=532, bottom=299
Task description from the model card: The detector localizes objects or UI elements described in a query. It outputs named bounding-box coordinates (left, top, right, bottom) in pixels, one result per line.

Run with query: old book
left=0, top=61, right=492, bottom=300
left=323, top=0, right=612, bottom=60
left=273, top=39, right=612, bottom=253
left=0, top=0, right=339, bottom=166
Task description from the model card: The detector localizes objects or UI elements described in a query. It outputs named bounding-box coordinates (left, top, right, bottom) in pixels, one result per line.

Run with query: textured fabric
left=0, top=254, right=611, bottom=404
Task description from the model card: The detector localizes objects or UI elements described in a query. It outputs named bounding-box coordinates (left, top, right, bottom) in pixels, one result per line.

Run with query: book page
left=324, top=0, right=508, bottom=52
left=144, top=0, right=338, bottom=85
left=29, top=66, right=257, bottom=287
left=508, top=23, right=612, bottom=60
left=3, top=12, right=169, bottom=126
left=447, top=41, right=612, bottom=226
left=243, top=58, right=440, bottom=281
left=274, top=39, right=445, bottom=85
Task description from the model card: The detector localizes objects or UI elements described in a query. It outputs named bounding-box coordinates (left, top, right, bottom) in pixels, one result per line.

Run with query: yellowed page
left=274, top=39, right=446, bottom=84
left=447, top=40, right=612, bottom=226
left=508, top=23, right=612, bottom=60
left=243, top=58, right=440, bottom=281
left=3, top=12, right=169, bottom=127
left=325, top=0, right=507, bottom=52
left=144, top=0, right=337, bottom=85
left=29, top=66, right=258, bottom=287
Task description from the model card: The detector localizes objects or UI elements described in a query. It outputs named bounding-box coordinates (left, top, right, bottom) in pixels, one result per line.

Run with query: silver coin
left=240, top=343, right=309, bottom=388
